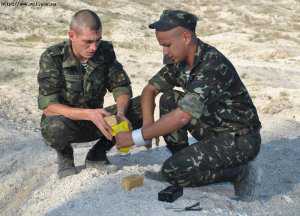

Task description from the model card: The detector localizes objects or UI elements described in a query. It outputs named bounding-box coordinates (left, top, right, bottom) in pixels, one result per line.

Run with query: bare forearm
left=43, top=104, right=90, bottom=120
left=141, top=108, right=192, bottom=140
left=116, top=94, right=130, bottom=115
left=44, top=103, right=113, bottom=139
left=141, top=84, right=159, bottom=125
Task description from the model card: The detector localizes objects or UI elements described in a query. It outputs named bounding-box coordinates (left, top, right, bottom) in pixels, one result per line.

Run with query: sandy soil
left=0, top=0, right=300, bottom=215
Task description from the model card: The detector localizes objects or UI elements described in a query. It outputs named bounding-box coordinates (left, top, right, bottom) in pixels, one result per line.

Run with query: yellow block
left=104, top=115, right=132, bottom=153
left=121, top=175, right=144, bottom=191
left=111, top=120, right=130, bottom=136
left=112, top=121, right=132, bottom=153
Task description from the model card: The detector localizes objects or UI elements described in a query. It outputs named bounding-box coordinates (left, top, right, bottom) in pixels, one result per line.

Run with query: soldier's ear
left=68, top=30, right=76, bottom=41
left=182, top=31, right=192, bottom=45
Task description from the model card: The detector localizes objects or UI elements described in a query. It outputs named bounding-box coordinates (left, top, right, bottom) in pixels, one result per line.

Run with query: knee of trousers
left=161, top=156, right=181, bottom=182
left=161, top=157, right=203, bottom=187
left=41, top=115, right=72, bottom=149
left=161, top=149, right=198, bottom=182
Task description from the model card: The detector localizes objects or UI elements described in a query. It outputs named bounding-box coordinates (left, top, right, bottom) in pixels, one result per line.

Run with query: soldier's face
left=69, top=28, right=102, bottom=61
left=155, top=28, right=189, bottom=64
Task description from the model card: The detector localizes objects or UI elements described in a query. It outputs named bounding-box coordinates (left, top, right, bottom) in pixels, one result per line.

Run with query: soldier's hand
left=87, top=109, right=112, bottom=140
left=115, top=131, right=133, bottom=149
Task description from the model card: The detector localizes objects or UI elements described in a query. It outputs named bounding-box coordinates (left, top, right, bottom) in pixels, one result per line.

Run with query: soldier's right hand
left=86, top=109, right=113, bottom=140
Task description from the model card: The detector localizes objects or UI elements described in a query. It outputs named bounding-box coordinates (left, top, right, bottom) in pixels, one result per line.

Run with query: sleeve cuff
left=178, top=93, right=204, bottom=119
left=148, top=77, right=173, bottom=92
left=112, top=86, right=132, bottom=101
left=148, top=79, right=163, bottom=92
left=38, top=94, right=60, bottom=110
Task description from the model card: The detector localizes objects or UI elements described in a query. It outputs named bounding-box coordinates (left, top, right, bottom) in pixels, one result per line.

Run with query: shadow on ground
left=255, top=136, right=300, bottom=201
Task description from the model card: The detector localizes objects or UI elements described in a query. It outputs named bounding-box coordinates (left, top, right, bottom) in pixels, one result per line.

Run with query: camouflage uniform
left=38, top=40, right=142, bottom=157
left=149, top=38, right=262, bottom=186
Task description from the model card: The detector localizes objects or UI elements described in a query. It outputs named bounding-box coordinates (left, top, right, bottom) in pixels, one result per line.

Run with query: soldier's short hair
left=70, top=9, right=102, bottom=32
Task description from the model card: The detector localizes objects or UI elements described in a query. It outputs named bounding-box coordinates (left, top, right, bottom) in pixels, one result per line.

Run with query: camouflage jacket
left=38, top=40, right=132, bottom=110
left=149, top=38, right=261, bottom=133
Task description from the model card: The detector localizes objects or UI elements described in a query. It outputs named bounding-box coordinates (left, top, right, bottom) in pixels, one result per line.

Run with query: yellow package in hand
left=111, top=121, right=132, bottom=153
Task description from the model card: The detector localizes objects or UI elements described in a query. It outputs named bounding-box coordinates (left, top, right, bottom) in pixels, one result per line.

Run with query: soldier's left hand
left=115, top=131, right=134, bottom=149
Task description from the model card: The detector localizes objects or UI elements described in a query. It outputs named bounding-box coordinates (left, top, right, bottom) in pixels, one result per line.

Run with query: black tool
left=158, top=185, right=183, bottom=202
left=166, top=202, right=203, bottom=212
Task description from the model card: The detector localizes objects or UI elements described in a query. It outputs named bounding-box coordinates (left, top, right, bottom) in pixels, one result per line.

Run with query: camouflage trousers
left=40, top=96, right=142, bottom=155
left=159, top=90, right=261, bottom=187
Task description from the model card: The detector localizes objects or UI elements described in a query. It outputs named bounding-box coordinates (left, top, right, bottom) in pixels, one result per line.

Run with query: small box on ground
left=122, top=175, right=144, bottom=191
left=158, top=185, right=183, bottom=202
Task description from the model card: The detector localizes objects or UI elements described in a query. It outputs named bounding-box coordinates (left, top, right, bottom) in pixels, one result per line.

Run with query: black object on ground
left=158, top=185, right=183, bottom=202
left=166, top=201, right=203, bottom=212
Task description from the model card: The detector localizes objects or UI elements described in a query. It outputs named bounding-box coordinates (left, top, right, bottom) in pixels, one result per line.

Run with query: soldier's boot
left=233, top=163, right=258, bottom=201
left=56, top=146, right=77, bottom=179
left=228, top=163, right=258, bottom=201
left=144, top=170, right=166, bottom=182
left=85, top=140, right=119, bottom=174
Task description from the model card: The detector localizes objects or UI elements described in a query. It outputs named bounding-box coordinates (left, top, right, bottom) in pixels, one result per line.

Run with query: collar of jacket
left=175, top=38, right=205, bottom=72
left=61, top=40, right=101, bottom=72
